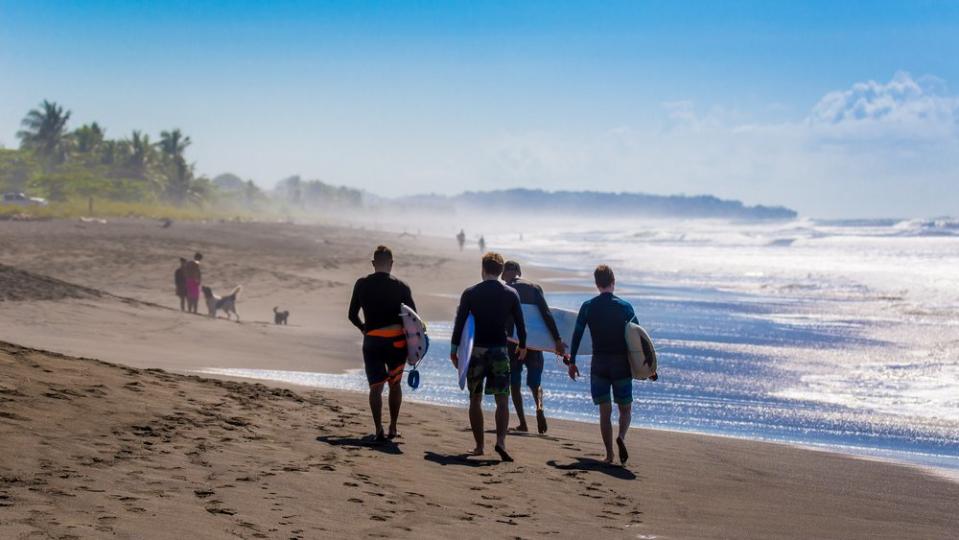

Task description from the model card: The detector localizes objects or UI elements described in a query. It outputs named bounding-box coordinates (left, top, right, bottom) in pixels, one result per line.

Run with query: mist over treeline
left=2, top=100, right=794, bottom=222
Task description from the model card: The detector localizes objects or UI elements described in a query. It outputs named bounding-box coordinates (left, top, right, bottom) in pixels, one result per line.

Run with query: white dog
left=201, top=285, right=242, bottom=321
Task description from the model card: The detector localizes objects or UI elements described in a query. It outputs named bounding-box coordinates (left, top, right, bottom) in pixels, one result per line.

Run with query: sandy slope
left=0, top=218, right=957, bottom=539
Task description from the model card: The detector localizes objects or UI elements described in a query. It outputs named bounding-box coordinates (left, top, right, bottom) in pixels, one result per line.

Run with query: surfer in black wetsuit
left=568, top=265, right=639, bottom=465
left=502, top=260, right=566, bottom=434
left=348, top=245, right=416, bottom=442
left=450, top=252, right=527, bottom=461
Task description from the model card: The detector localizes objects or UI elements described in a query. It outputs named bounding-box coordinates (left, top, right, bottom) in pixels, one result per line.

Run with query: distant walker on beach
left=182, top=252, right=203, bottom=314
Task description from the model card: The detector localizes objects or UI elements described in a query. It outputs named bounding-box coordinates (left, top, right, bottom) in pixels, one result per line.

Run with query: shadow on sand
left=423, top=451, right=500, bottom=467
left=316, top=435, right=403, bottom=455
left=547, top=458, right=636, bottom=480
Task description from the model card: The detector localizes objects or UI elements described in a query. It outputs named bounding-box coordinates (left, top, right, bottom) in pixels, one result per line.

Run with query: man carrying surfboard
left=450, top=252, right=527, bottom=462
left=568, top=265, right=639, bottom=465
left=348, top=245, right=417, bottom=442
left=502, top=260, right=566, bottom=434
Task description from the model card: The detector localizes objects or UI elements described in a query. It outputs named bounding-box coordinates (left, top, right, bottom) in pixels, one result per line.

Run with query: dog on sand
left=273, top=307, right=290, bottom=325
left=202, top=285, right=242, bottom=321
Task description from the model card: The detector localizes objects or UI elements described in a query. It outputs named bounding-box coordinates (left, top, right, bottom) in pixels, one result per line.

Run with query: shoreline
left=189, top=365, right=959, bottom=485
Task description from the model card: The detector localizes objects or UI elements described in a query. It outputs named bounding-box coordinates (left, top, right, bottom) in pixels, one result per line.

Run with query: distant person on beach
left=457, top=229, right=466, bottom=251
left=174, top=257, right=187, bottom=311
left=502, top=260, right=566, bottom=434
left=348, top=245, right=416, bottom=441
left=183, top=252, right=203, bottom=314
left=478, top=236, right=486, bottom=252
left=568, top=264, right=638, bottom=466
left=450, top=252, right=527, bottom=461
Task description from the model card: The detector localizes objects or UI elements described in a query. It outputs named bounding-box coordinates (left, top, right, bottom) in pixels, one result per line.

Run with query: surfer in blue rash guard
left=450, top=252, right=528, bottom=462
left=501, top=260, right=567, bottom=434
left=568, top=265, right=639, bottom=465
left=348, top=245, right=416, bottom=442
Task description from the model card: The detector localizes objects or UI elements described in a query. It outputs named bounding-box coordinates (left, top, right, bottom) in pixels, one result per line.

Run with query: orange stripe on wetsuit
left=366, top=327, right=406, bottom=386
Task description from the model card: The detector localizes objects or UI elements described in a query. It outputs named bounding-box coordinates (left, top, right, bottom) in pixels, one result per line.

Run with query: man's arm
left=570, top=301, right=589, bottom=364
left=450, top=289, right=470, bottom=347
left=511, top=290, right=527, bottom=349
left=403, top=283, right=416, bottom=312
left=347, top=279, right=365, bottom=333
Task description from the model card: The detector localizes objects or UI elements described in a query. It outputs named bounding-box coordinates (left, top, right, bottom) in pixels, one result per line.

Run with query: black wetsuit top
left=451, top=280, right=526, bottom=349
left=505, top=277, right=561, bottom=342
left=348, top=272, right=415, bottom=333
left=570, top=292, right=638, bottom=364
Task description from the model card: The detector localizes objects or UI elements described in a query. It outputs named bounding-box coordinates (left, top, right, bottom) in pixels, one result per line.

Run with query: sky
left=1, top=0, right=958, bottom=218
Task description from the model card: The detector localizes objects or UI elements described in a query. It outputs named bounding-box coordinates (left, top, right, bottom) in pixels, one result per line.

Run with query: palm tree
left=158, top=129, right=191, bottom=160
left=73, top=122, right=105, bottom=155
left=125, top=130, right=154, bottom=179
left=158, top=129, right=193, bottom=204
left=17, top=100, right=71, bottom=165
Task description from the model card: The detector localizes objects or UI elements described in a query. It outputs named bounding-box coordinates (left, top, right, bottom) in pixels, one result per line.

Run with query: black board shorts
left=362, top=331, right=407, bottom=387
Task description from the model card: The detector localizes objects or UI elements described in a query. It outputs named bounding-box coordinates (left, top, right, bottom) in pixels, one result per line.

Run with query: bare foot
left=494, top=445, right=514, bottom=462
left=511, top=424, right=529, bottom=432
left=603, top=455, right=615, bottom=465
left=468, top=447, right=485, bottom=456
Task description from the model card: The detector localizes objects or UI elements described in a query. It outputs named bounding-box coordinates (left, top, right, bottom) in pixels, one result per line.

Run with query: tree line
left=1, top=100, right=364, bottom=212
left=2, top=100, right=213, bottom=205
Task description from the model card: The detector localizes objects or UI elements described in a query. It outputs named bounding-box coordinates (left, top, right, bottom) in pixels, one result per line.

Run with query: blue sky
left=2, top=1, right=958, bottom=217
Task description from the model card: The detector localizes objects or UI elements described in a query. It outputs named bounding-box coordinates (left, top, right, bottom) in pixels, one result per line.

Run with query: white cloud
left=481, top=72, right=959, bottom=218
left=807, top=72, right=959, bottom=140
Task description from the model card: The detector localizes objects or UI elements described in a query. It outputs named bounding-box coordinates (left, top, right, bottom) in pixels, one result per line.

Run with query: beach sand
left=0, top=218, right=957, bottom=539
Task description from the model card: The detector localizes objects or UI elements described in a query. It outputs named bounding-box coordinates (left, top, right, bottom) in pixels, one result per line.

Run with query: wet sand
left=0, top=218, right=956, bottom=539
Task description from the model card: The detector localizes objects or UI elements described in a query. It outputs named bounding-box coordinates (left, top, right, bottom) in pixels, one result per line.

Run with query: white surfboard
left=625, top=322, right=657, bottom=380
left=509, top=304, right=592, bottom=356
left=399, top=304, right=428, bottom=367
left=457, top=314, right=475, bottom=390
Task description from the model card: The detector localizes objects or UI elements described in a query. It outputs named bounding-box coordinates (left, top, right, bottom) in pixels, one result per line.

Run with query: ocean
left=200, top=217, right=959, bottom=474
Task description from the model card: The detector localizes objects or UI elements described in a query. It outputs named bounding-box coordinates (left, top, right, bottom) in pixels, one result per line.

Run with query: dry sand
left=0, top=218, right=957, bottom=539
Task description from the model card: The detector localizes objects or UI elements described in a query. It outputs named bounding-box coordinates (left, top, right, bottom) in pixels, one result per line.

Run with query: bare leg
left=617, top=403, right=632, bottom=440
left=179, top=295, right=185, bottom=311
left=494, top=393, right=510, bottom=449
left=469, top=393, right=485, bottom=455
left=616, top=402, right=632, bottom=464
left=369, top=384, right=385, bottom=438
left=387, top=379, right=402, bottom=437
left=531, top=385, right=544, bottom=411
left=599, top=402, right=614, bottom=463
left=510, top=383, right=528, bottom=431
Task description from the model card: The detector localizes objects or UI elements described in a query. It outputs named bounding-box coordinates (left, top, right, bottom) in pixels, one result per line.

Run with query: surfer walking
left=502, top=260, right=566, bottom=434
left=450, top=252, right=527, bottom=462
left=348, top=245, right=417, bottom=442
left=568, top=265, right=638, bottom=465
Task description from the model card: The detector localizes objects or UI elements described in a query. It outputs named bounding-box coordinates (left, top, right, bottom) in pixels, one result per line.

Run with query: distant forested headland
left=2, top=100, right=795, bottom=221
